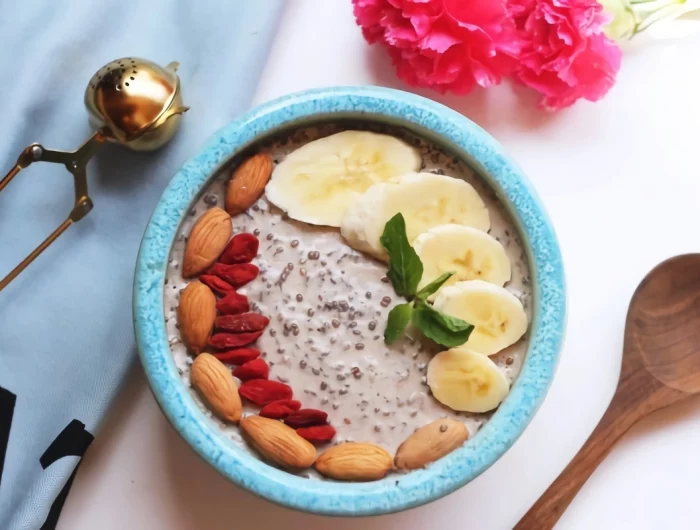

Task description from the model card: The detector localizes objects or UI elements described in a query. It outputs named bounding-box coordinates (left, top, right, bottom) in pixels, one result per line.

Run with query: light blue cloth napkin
left=0, top=1, right=284, bottom=528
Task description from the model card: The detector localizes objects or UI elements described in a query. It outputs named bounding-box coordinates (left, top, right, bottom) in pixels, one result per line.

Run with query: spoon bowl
left=516, top=253, right=700, bottom=529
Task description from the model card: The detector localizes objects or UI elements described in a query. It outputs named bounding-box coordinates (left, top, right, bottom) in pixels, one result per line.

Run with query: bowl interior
left=134, top=86, right=566, bottom=516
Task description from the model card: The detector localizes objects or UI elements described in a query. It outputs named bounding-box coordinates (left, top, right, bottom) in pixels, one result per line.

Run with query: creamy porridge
left=164, top=123, right=532, bottom=478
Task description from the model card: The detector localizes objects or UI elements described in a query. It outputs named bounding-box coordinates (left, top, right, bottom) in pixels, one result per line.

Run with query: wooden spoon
left=515, top=253, right=700, bottom=529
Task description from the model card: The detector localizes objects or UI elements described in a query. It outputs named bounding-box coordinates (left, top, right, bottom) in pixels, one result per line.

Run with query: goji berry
left=259, top=399, right=302, bottom=419
left=220, top=233, right=259, bottom=264
left=211, top=348, right=260, bottom=365
left=215, top=313, right=269, bottom=333
left=284, top=409, right=328, bottom=428
left=233, top=359, right=269, bottom=381
left=199, top=274, right=234, bottom=296
left=209, top=331, right=262, bottom=349
left=216, top=291, right=249, bottom=315
left=296, top=424, right=336, bottom=444
left=239, top=379, right=293, bottom=405
left=208, top=263, right=258, bottom=288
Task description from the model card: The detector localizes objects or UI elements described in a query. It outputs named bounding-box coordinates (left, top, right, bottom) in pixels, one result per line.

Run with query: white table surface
left=58, top=1, right=700, bottom=529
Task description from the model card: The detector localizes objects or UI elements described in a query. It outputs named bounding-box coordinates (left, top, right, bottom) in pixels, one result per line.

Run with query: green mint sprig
left=380, top=213, right=474, bottom=347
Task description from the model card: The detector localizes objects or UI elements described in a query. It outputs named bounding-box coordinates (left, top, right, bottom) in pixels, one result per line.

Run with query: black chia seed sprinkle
left=320, top=381, right=328, bottom=390
left=339, top=388, right=348, bottom=395
left=332, top=319, right=340, bottom=328
left=440, top=424, right=448, bottom=433
left=380, top=296, right=392, bottom=307
left=365, top=291, right=372, bottom=299
left=253, top=228, right=260, bottom=236
left=368, top=321, right=377, bottom=331
left=266, top=234, right=274, bottom=241
left=291, top=240, right=299, bottom=248
left=348, top=321, right=357, bottom=328
left=355, top=343, right=365, bottom=350
left=381, top=276, right=389, bottom=283
left=506, top=357, right=514, bottom=365
left=312, top=368, right=321, bottom=376
left=296, top=294, right=303, bottom=302
left=308, top=251, right=320, bottom=260
left=299, top=360, right=307, bottom=369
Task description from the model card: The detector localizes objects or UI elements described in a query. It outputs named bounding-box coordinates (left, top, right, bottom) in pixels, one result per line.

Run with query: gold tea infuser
left=0, top=58, right=188, bottom=291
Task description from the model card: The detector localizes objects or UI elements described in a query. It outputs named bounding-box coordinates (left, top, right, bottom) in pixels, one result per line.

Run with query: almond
left=240, top=415, right=316, bottom=469
left=315, top=442, right=392, bottom=481
left=190, top=353, right=242, bottom=423
left=177, top=281, right=217, bottom=354
left=225, top=153, right=272, bottom=216
left=183, top=207, right=232, bottom=278
left=394, top=419, right=469, bottom=470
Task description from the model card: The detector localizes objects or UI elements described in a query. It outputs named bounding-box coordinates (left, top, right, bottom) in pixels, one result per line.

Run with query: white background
left=59, top=1, right=700, bottom=529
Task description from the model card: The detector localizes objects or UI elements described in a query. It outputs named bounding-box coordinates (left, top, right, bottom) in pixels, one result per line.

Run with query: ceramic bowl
left=133, top=86, right=566, bottom=516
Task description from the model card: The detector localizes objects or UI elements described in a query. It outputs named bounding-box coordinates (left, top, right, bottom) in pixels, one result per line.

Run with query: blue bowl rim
left=133, top=85, right=566, bottom=516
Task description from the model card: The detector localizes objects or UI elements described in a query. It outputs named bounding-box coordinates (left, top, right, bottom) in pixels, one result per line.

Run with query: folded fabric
left=0, top=1, right=284, bottom=528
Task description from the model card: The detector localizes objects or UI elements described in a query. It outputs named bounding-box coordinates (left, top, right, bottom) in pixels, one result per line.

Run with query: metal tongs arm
left=0, top=132, right=104, bottom=291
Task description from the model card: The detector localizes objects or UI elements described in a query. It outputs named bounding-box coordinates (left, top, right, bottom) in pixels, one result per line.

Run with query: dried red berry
left=216, top=291, right=249, bottom=315
left=296, top=424, right=336, bottom=444
left=220, top=233, right=259, bottom=264
left=259, top=399, right=302, bottom=419
left=215, top=313, right=269, bottom=333
left=239, top=379, right=293, bottom=405
left=209, top=331, right=262, bottom=349
left=233, top=359, right=269, bottom=381
left=211, top=348, right=260, bottom=365
left=199, top=274, right=234, bottom=296
left=208, top=263, right=258, bottom=288
left=284, top=409, right=328, bottom=428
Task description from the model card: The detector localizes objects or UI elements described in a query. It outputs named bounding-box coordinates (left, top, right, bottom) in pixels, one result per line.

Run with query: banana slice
left=414, top=224, right=511, bottom=292
left=265, top=131, right=421, bottom=227
left=341, top=173, right=490, bottom=261
left=432, top=280, right=527, bottom=355
left=427, top=348, right=509, bottom=413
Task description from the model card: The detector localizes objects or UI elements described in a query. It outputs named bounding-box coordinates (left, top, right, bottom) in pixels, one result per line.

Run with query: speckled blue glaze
left=133, top=86, right=566, bottom=516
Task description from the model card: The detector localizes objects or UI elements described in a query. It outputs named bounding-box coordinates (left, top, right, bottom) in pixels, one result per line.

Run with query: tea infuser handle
left=0, top=132, right=105, bottom=292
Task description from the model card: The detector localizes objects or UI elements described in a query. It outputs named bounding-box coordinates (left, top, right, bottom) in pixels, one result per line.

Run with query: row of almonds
left=192, top=352, right=470, bottom=479
left=177, top=152, right=470, bottom=480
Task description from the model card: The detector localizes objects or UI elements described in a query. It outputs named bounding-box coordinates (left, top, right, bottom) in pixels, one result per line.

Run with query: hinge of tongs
left=0, top=132, right=104, bottom=291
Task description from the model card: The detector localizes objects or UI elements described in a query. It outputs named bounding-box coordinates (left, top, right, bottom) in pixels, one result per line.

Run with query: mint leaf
left=416, top=272, right=454, bottom=300
left=384, top=302, right=414, bottom=344
left=380, top=213, right=423, bottom=298
left=411, top=302, right=474, bottom=348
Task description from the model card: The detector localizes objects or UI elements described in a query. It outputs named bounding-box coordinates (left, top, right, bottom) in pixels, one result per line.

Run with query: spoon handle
left=514, top=366, right=680, bottom=530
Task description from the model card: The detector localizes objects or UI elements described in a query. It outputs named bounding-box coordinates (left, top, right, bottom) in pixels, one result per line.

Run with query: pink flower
left=507, top=0, right=622, bottom=109
left=352, top=0, right=520, bottom=95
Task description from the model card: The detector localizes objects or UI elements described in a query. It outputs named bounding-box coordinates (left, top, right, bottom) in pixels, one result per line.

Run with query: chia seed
left=300, top=268, right=307, bottom=277
left=253, top=228, right=260, bottom=236
left=339, top=388, right=348, bottom=395
left=365, top=291, right=372, bottom=299
left=308, top=251, right=320, bottom=260
left=368, top=321, right=377, bottom=331
left=348, top=321, right=357, bottom=328
left=312, top=368, right=321, bottom=376
left=332, top=319, right=340, bottom=328
left=355, top=343, right=365, bottom=350
left=266, top=234, right=274, bottom=241
left=380, top=296, right=392, bottom=307
left=338, top=301, right=349, bottom=312
left=296, top=294, right=303, bottom=302
left=307, top=308, right=314, bottom=316
left=506, top=357, right=514, bottom=365
left=320, top=381, right=328, bottom=390
left=381, top=276, right=389, bottom=283
left=440, top=424, right=448, bottom=433
left=291, top=240, right=299, bottom=248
